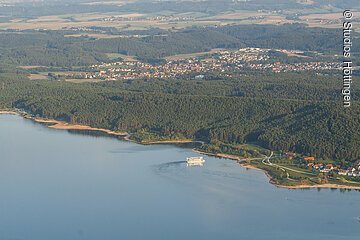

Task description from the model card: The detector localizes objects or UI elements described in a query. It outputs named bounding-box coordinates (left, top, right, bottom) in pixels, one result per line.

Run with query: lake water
left=0, top=114, right=359, bottom=240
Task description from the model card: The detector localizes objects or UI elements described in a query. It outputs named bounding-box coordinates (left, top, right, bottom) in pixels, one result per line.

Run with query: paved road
left=262, top=152, right=315, bottom=176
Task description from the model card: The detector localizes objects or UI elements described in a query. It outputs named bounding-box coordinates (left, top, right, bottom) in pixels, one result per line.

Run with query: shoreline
left=0, top=110, right=18, bottom=115
left=274, top=183, right=360, bottom=190
left=192, top=149, right=360, bottom=190
left=193, top=149, right=244, bottom=161
left=2, top=110, right=360, bottom=191
left=32, top=118, right=128, bottom=136
left=141, top=139, right=202, bottom=145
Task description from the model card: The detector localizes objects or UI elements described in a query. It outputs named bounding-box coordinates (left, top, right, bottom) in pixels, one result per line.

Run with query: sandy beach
left=0, top=110, right=18, bottom=115
left=142, top=139, right=203, bottom=144
left=1, top=110, right=127, bottom=136
left=33, top=118, right=128, bottom=136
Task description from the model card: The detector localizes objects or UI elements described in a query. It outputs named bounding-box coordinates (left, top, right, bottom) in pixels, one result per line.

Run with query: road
left=262, top=152, right=315, bottom=177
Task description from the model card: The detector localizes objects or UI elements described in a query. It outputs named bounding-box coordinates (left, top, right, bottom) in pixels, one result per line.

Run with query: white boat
left=186, top=157, right=205, bottom=166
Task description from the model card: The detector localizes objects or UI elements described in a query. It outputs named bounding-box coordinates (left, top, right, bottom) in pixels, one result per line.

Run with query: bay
left=0, top=114, right=359, bottom=240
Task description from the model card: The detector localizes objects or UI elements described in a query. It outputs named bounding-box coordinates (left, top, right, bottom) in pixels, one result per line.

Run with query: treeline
left=86, top=24, right=355, bottom=62
left=0, top=75, right=359, bottom=162
left=95, top=72, right=360, bottom=101
left=1, top=23, right=357, bottom=66
left=0, top=32, right=107, bottom=67
left=84, top=29, right=241, bottom=62
left=0, top=1, right=125, bottom=18
left=216, top=23, right=354, bottom=53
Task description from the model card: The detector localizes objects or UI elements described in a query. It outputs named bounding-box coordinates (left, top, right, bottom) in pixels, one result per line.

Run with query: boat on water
left=186, top=157, right=205, bottom=166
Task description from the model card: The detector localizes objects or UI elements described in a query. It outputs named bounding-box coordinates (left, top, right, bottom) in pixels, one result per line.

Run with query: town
left=62, top=48, right=340, bottom=81
left=279, top=152, right=360, bottom=178
left=101, top=15, right=194, bottom=22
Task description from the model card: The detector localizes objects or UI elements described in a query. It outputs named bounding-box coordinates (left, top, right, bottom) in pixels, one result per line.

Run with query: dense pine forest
left=1, top=71, right=359, bottom=163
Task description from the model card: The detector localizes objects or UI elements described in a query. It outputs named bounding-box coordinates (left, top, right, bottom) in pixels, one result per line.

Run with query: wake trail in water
left=156, top=161, right=186, bottom=172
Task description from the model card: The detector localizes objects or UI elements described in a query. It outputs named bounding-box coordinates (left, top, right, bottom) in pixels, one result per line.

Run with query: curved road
left=262, top=152, right=315, bottom=176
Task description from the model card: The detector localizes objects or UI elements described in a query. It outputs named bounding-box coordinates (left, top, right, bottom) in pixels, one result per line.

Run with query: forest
left=0, top=70, right=359, bottom=163
left=1, top=23, right=357, bottom=66
left=0, top=22, right=358, bottom=165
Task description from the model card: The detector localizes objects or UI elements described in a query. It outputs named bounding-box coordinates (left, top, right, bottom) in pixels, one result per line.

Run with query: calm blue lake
left=0, top=114, right=359, bottom=240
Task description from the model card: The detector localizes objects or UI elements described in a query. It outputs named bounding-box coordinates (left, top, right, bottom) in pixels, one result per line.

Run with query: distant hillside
left=0, top=23, right=353, bottom=66
left=86, top=23, right=356, bottom=62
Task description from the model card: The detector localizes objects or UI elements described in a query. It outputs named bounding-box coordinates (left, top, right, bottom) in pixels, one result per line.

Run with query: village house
left=355, top=160, right=360, bottom=170
left=338, top=169, right=349, bottom=176
left=320, top=164, right=334, bottom=173
left=303, top=156, right=315, bottom=161
left=284, top=152, right=296, bottom=159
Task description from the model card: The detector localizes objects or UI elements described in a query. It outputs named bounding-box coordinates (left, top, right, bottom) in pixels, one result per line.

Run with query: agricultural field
left=0, top=6, right=358, bottom=31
